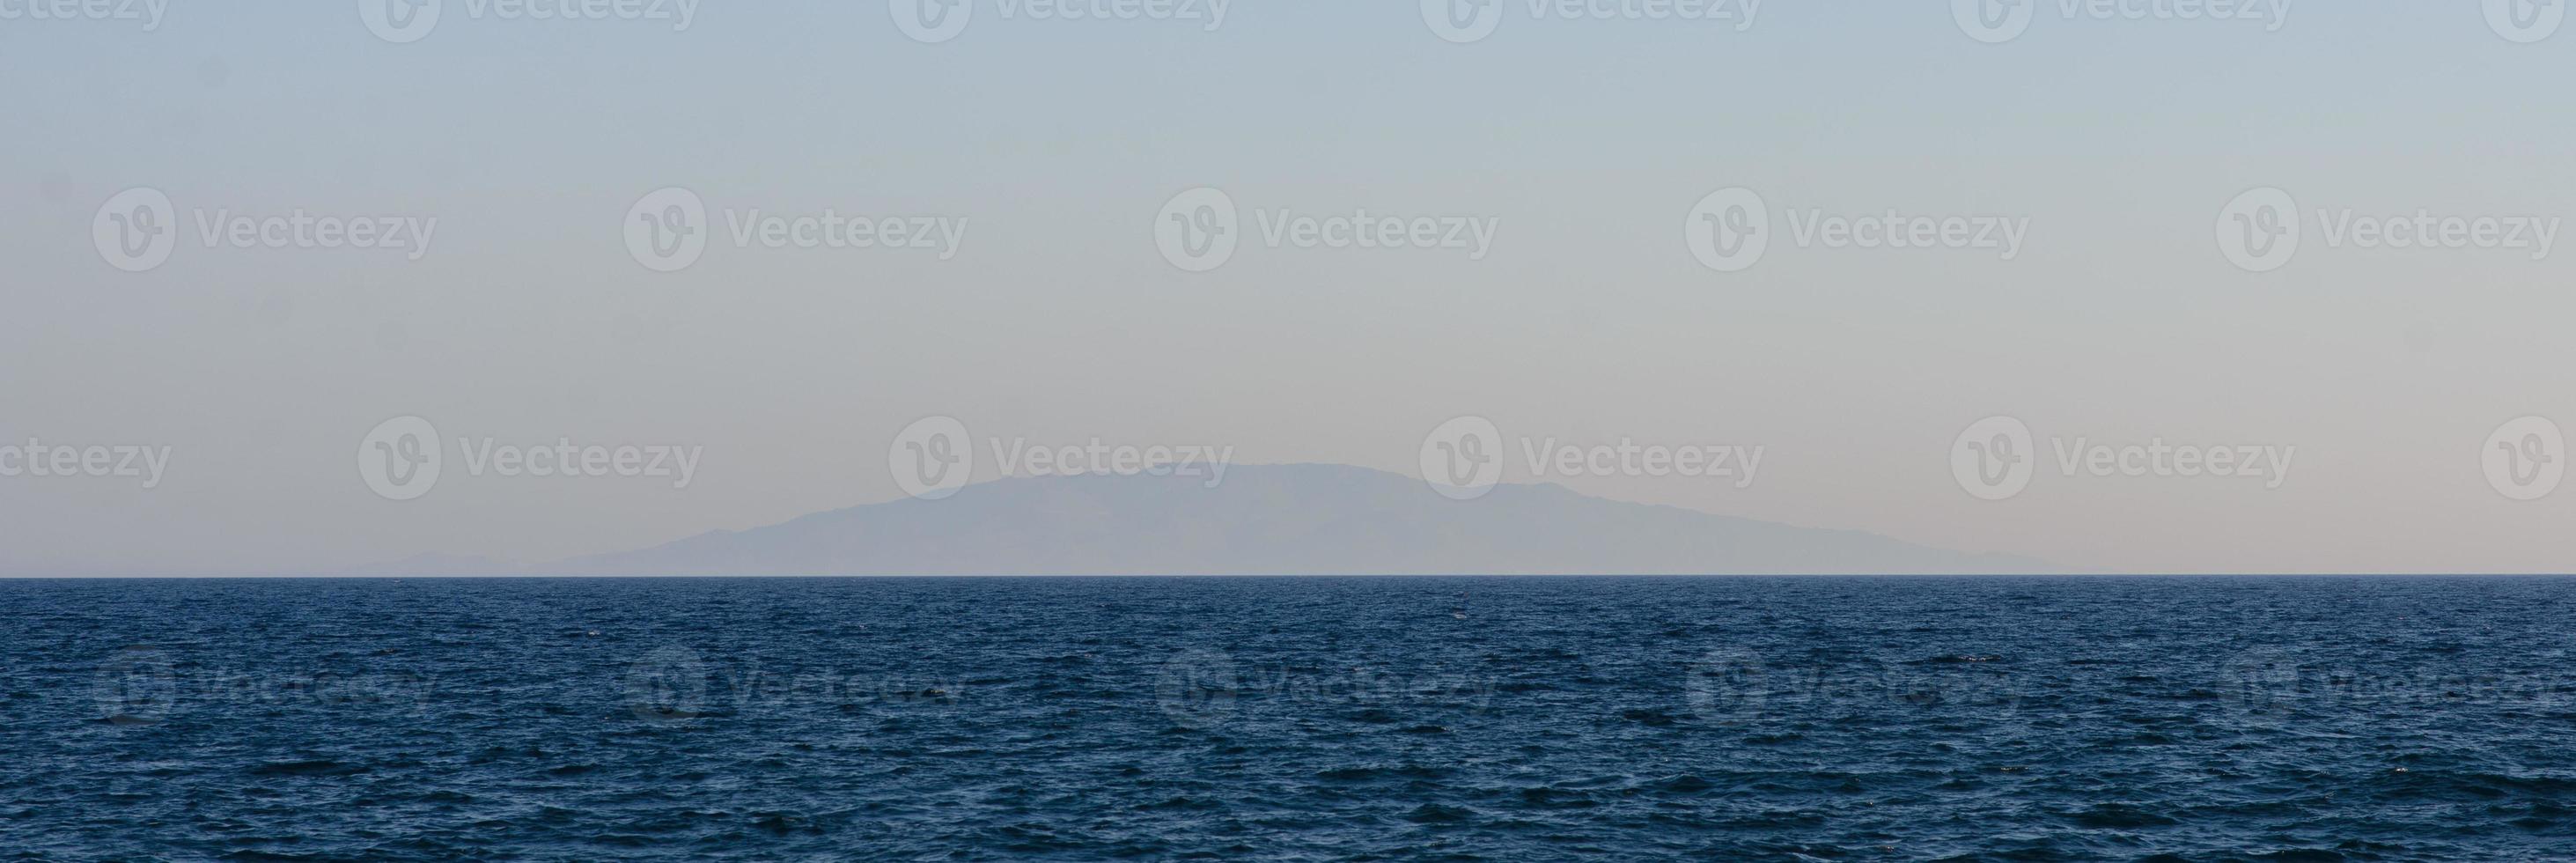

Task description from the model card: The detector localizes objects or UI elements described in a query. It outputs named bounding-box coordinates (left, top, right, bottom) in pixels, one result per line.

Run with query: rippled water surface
left=5, top=576, right=2575, bottom=860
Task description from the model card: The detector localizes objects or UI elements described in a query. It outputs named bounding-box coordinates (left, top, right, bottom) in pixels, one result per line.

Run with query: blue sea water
left=4, top=576, right=2574, bottom=860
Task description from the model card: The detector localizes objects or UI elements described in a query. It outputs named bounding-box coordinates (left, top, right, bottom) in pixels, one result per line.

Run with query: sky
left=3, top=0, right=2572, bottom=575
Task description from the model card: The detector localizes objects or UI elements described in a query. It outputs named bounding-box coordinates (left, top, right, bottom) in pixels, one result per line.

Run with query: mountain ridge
left=511, top=462, right=2059, bottom=576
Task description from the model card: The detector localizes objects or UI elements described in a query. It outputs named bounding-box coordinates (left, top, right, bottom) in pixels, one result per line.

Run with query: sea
left=4, top=576, right=2572, bottom=860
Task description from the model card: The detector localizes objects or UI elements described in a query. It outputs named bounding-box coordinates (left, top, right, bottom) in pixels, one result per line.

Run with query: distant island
left=362, top=464, right=2055, bottom=577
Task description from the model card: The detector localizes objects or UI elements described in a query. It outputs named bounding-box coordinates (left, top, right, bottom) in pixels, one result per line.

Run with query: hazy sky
left=4, top=1, right=2572, bottom=575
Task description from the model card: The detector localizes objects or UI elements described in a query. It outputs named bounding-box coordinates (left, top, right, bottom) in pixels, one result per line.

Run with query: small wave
left=247, top=759, right=368, bottom=778
left=1404, top=803, right=1476, bottom=823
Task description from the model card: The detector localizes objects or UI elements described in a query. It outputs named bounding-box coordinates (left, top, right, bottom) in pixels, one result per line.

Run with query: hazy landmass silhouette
left=359, top=464, right=2057, bottom=576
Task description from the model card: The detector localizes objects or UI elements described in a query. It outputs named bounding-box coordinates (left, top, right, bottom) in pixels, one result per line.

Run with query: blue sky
left=3, top=1, right=2572, bottom=574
